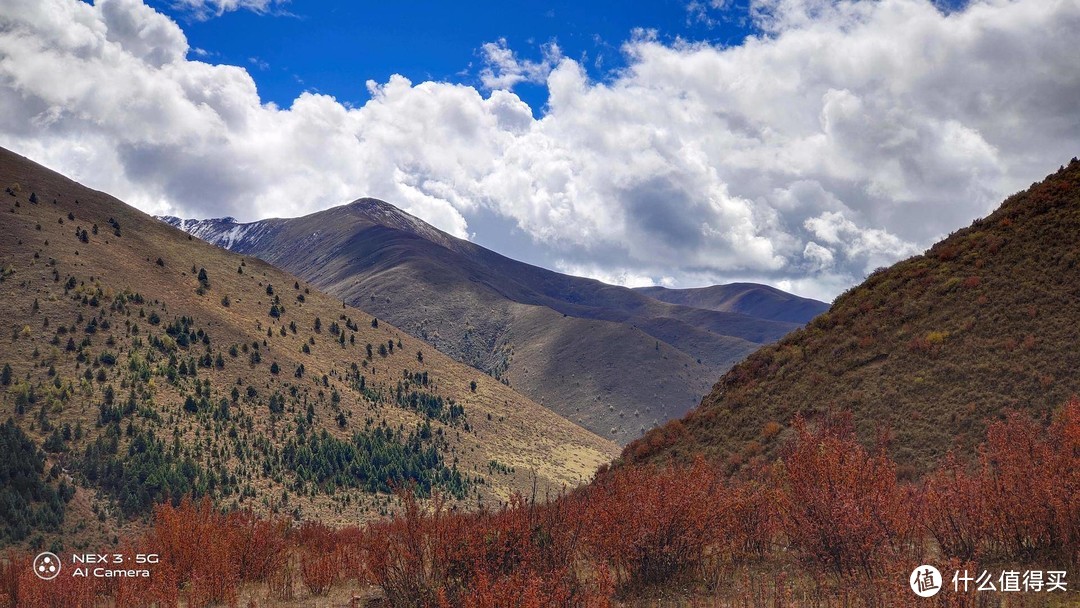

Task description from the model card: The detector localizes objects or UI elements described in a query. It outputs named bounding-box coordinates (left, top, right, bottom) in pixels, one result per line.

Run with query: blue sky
left=151, top=1, right=756, bottom=114
left=2, top=0, right=1075, bottom=300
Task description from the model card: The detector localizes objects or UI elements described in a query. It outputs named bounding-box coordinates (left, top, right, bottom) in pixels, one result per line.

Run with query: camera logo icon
left=33, top=552, right=61, bottom=581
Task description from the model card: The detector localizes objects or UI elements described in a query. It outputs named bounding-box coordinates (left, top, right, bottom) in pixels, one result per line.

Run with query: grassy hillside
left=625, top=158, right=1080, bottom=475
left=0, top=147, right=617, bottom=551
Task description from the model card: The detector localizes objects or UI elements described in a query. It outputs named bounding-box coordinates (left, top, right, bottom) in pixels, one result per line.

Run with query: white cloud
left=0, top=0, right=1078, bottom=301
left=803, top=241, right=835, bottom=272
left=552, top=262, right=667, bottom=289
left=171, top=0, right=287, bottom=20
left=686, top=0, right=736, bottom=27
left=479, top=38, right=562, bottom=90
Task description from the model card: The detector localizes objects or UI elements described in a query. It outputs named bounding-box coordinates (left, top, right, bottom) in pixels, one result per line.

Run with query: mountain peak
left=342, top=197, right=458, bottom=248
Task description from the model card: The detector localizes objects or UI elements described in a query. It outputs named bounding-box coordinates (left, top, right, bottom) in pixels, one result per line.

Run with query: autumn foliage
left=926, top=398, right=1080, bottom=566
left=777, top=414, right=922, bottom=580
left=0, top=399, right=1076, bottom=606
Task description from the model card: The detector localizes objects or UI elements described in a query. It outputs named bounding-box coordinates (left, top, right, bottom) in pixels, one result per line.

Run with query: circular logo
left=910, top=565, right=942, bottom=597
left=33, top=552, right=61, bottom=581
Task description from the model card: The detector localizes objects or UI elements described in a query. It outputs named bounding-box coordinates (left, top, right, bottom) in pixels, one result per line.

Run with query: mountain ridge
left=635, top=283, right=829, bottom=324
left=160, top=202, right=825, bottom=442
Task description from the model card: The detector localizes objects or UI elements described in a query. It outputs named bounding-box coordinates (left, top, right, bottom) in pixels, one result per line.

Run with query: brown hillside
left=0, top=147, right=617, bottom=550
left=624, top=158, right=1080, bottom=475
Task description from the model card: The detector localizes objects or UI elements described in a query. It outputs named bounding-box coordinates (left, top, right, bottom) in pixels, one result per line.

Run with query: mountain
left=160, top=202, right=823, bottom=443
left=0, top=147, right=617, bottom=549
left=635, top=283, right=829, bottom=324
left=624, top=159, right=1080, bottom=475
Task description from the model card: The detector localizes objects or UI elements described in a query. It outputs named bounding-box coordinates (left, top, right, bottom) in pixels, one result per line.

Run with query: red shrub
left=0, top=553, right=21, bottom=608
left=300, top=550, right=337, bottom=596
left=364, top=491, right=453, bottom=606
left=451, top=493, right=601, bottom=607
left=582, top=458, right=728, bottom=591
left=106, top=540, right=179, bottom=608
left=151, top=497, right=241, bottom=607
left=361, top=489, right=609, bottom=607
left=978, top=401, right=1079, bottom=563
left=923, top=453, right=989, bottom=562
left=14, top=563, right=99, bottom=608
left=776, top=415, right=918, bottom=580
left=230, top=511, right=291, bottom=584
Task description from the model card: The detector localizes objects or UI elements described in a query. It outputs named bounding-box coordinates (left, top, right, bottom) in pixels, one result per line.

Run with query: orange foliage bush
left=583, top=458, right=728, bottom=591
left=363, top=491, right=453, bottom=606
left=776, top=415, right=920, bottom=579
left=296, top=521, right=342, bottom=596
left=15, top=569, right=99, bottom=608
left=232, top=511, right=291, bottom=584
left=979, top=401, right=1078, bottom=563
left=926, top=399, right=1079, bottom=566
left=923, top=454, right=988, bottom=562
left=361, top=488, right=611, bottom=607
left=0, top=554, right=20, bottom=608
left=299, top=550, right=336, bottom=596
left=152, top=497, right=241, bottom=607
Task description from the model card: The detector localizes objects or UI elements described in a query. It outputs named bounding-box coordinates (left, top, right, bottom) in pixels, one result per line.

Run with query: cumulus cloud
left=0, top=0, right=1078, bottom=301
left=479, top=38, right=562, bottom=90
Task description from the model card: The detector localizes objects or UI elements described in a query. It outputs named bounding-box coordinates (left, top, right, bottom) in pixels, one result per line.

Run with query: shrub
left=151, top=498, right=240, bottom=607
left=776, top=415, right=918, bottom=580
left=583, top=458, right=727, bottom=591
left=979, top=401, right=1079, bottom=563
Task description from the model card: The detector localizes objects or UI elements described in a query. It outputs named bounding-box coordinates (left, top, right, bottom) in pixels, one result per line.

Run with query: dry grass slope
left=0, top=147, right=617, bottom=551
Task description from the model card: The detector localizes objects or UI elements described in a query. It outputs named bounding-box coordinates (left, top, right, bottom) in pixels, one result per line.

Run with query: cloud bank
left=1, top=0, right=1078, bottom=300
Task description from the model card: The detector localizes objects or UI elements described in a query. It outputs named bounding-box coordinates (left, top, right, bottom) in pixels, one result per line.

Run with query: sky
left=0, top=0, right=1077, bottom=301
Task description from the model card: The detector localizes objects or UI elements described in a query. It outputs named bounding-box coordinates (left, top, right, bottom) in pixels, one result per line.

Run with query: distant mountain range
left=635, top=284, right=829, bottom=324
left=161, top=202, right=827, bottom=442
left=625, top=158, right=1080, bottom=473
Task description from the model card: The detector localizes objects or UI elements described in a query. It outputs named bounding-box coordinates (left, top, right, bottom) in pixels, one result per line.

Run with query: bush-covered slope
left=625, top=158, right=1080, bottom=474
